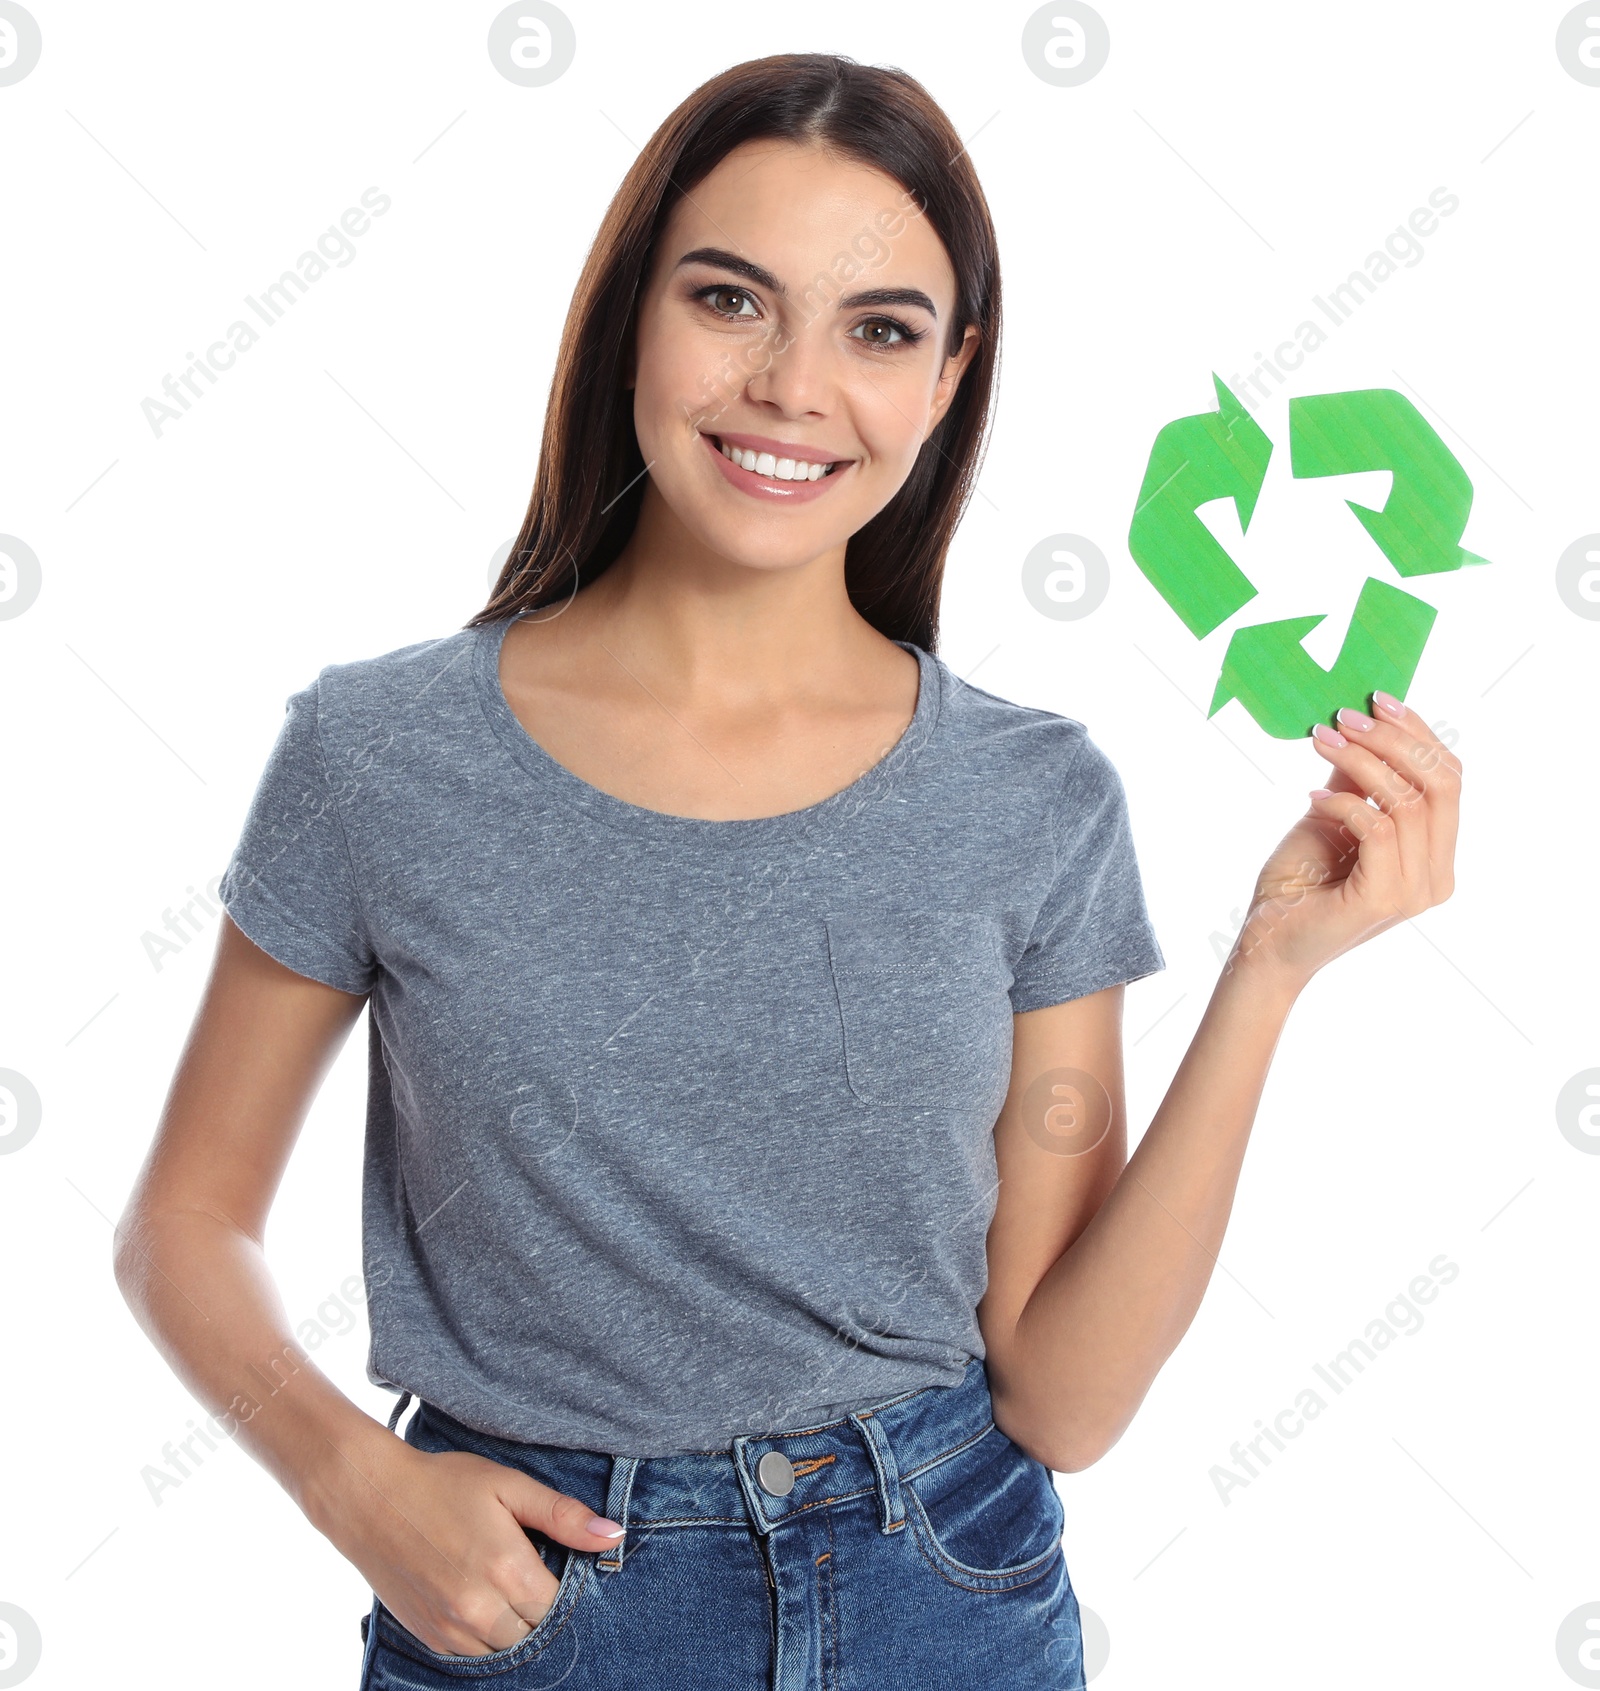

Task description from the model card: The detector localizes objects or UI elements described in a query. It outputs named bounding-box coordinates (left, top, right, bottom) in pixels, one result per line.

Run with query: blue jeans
left=357, top=1357, right=1085, bottom=1688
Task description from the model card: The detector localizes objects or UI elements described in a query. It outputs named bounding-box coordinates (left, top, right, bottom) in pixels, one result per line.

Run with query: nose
left=742, top=316, right=833, bottom=419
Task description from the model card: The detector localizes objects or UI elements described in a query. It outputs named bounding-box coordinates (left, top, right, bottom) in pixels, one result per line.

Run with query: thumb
left=497, top=1468, right=626, bottom=1552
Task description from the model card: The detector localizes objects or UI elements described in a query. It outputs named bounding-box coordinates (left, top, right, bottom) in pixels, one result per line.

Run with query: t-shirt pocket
left=823, top=911, right=1014, bottom=1111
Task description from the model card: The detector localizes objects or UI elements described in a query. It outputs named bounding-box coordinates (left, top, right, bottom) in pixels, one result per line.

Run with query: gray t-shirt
left=217, top=615, right=1165, bottom=1455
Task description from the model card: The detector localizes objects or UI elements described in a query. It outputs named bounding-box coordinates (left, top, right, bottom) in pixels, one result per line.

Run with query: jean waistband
left=387, top=1357, right=999, bottom=1572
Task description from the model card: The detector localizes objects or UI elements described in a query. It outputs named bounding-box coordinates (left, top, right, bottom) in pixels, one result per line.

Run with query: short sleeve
left=1008, top=732, right=1166, bottom=1014
left=217, top=678, right=379, bottom=996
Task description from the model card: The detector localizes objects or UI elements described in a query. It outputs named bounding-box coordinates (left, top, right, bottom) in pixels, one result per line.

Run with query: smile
left=716, top=437, right=839, bottom=480
left=700, top=431, right=855, bottom=504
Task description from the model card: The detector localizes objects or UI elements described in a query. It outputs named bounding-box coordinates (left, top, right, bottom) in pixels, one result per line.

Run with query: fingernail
left=1335, top=707, right=1374, bottom=733
left=587, top=1515, right=626, bottom=1538
left=1311, top=723, right=1347, bottom=747
left=1372, top=690, right=1404, bottom=718
left=1309, top=787, right=1333, bottom=800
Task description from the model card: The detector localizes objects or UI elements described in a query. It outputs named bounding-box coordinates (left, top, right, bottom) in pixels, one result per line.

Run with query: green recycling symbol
left=1127, top=375, right=1490, bottom=738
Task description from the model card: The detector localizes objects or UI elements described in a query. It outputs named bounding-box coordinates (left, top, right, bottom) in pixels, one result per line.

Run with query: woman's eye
left=701, top=285, right=759, bottom=319
left=852, top=318, right=906, bottom=349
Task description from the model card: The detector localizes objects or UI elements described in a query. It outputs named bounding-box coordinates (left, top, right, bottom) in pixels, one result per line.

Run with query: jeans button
left=757, top=1450, right=795, bottom=1496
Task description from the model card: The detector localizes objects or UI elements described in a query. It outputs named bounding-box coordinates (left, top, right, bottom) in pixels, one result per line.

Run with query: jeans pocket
left=370, top=1538, right=588, bottom=1680
left=824, top=911, right=1012, bottom=1110
left=904, top=1425, right=1066, bottom=1592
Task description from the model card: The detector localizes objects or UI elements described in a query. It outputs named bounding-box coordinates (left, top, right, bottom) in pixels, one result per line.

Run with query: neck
left=563, top=489, right=894, bottom=704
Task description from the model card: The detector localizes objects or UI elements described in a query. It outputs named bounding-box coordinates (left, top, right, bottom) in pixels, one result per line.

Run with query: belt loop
left=847, top=1408, right=905, bottom=1535
left=596, top=1455, right=640, bottom=1571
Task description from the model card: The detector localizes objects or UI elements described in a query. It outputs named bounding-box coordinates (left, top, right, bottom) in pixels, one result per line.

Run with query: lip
left=700, top=430, right=854, bottom=504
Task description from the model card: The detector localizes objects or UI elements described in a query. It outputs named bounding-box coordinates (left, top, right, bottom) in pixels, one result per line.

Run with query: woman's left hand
left=1229, top=690, right=1462, bottom=988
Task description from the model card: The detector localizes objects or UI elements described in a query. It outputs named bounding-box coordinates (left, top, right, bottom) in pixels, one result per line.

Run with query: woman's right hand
left=314, top=1428, right=625, bottom=1657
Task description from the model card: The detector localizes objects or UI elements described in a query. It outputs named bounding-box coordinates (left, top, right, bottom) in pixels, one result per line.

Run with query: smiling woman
left=471, top=62, right=996, bottom=661
left=115, top=43, right=1460, bottom=1691
left=458, top=116, right=995, bottom=827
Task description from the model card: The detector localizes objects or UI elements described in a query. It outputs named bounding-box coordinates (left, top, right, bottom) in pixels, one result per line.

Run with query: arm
left=980, top=694, right=1461, bottom=1473
left=979, top=959, right=1298, bottom=1474
left=114, top=915, right=625, bottom=1655
left=113, top=915, right=383, bottom=1515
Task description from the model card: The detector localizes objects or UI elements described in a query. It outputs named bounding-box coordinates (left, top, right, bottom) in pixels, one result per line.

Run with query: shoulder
left=928, top=653, right=1098, bottom=781
left=926, top=653, right=1137, bottom=831
left=286, top=622, right=485, bottom=749
left=305, top=623, right=481, bottom=710
left=268, top=622, right=487, bottom=793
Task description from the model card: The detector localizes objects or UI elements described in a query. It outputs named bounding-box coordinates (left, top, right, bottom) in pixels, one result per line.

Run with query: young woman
left=114, top=52, right=1461, bottom=1691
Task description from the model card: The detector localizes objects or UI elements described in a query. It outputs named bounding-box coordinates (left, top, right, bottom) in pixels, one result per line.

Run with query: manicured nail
left=1311, top=723, right=1347, bottom=747
left=1335, top=707, right=1374, bottom=733
left=1309, top=787, right=1333, bottom=799
left=587, top=1515, right=626, bottom=1538
left=1372, top=690, right=1404, bottom=718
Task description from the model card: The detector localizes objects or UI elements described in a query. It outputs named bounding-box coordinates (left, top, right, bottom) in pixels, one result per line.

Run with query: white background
left=2, top=2, right=1596, bottom=1686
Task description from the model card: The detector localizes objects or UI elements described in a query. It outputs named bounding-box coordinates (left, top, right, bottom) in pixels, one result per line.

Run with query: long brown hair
left=466, top=52, right=1001, bottom=655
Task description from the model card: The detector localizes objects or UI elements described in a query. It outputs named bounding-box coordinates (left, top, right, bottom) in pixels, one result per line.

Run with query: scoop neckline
left=470, top=614, right=944, bottom=844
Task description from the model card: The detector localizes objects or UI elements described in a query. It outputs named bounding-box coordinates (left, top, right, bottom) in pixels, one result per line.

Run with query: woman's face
left=626, top=138, right=980, bottom=576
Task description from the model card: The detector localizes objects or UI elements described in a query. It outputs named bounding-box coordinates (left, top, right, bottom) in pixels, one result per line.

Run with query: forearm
left=113, top=1208, right=392, bottom=1529
left=996, top=953, right=1306, bottom=1472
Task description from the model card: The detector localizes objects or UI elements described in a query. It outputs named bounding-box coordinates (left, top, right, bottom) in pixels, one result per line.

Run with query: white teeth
left=716, top=438, right=838, bottom=481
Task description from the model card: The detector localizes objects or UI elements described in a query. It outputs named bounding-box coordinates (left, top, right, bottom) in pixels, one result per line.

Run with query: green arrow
left=1207, top=575, right=1437, bottom=740
left=1289, top=388, right=1491, bottom=577
left=1128, top=374, right=1272, bottom=639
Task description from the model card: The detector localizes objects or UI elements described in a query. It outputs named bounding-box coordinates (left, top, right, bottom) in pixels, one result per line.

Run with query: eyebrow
left=673, top=245, right=939, bottom=322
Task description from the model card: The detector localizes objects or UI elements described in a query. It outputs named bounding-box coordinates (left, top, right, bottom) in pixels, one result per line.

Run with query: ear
left=924, top=324, right=980, bottom=441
